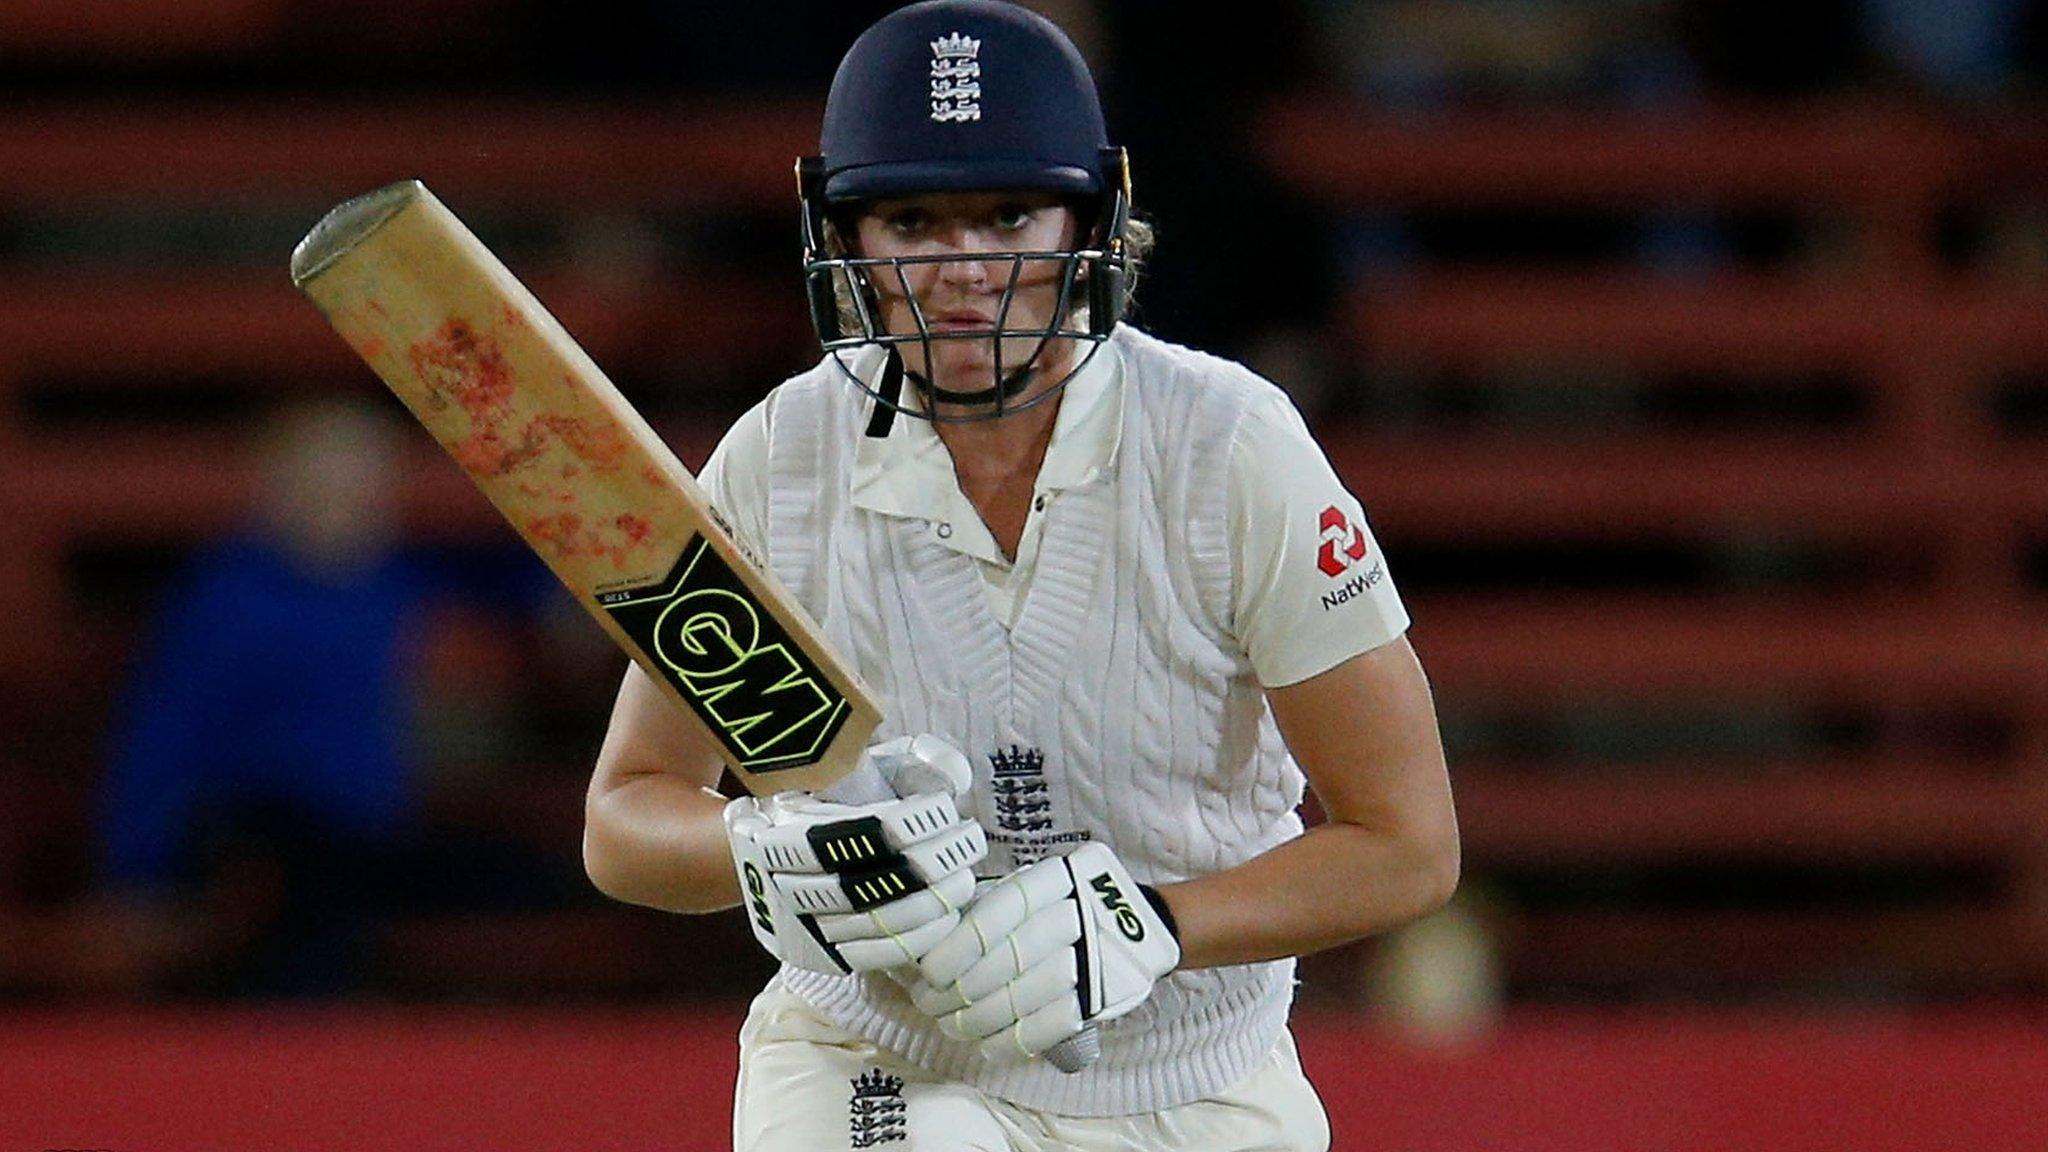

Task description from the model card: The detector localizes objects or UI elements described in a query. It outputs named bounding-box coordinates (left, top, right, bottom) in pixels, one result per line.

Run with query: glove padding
left=906, top=841, right=1180, bottom=1062
left=725, top=735, right=986, bottom=975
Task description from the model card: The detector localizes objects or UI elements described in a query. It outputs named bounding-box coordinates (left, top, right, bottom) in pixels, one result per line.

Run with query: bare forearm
left=1156, top=818, right=1459, bottom=971
left=583, top=665, right=744, bottom=914
left=583, top=774, right=740, bottom=914
left=1157, top=638, right=1461, bottom=970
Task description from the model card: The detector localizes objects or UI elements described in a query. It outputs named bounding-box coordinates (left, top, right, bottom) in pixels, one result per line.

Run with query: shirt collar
left=1034, top=339, right=1123, bottom=491
left=849, top=340, right=1124, bottom=529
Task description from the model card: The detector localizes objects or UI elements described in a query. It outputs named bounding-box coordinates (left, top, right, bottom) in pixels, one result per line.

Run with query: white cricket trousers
left=733, top=981, right=1331, bottom=1152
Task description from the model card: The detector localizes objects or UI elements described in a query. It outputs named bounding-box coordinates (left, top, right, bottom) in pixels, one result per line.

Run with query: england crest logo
left=929, top=31, right=982, bottom=123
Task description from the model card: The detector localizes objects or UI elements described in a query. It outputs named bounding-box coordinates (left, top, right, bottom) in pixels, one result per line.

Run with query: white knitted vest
left=766, top=327, right=1307, bottom=1116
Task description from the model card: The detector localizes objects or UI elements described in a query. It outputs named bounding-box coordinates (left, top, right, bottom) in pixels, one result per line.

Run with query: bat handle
left=1046, top=1024, right=1100, bottom=1073
left=822, top=759, right=897, bottom=805
left=833, top=755, right=1101, bottom=1072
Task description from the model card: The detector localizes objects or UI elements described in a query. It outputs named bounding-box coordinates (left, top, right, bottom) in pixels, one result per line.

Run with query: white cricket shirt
left=700, top=340, right=1408, bottom=688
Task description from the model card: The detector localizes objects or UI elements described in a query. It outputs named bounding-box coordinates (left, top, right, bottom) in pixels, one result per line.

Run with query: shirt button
left=935, top=522, right=954, bottom=539
left=1033, top=495, right=1046, bottom=512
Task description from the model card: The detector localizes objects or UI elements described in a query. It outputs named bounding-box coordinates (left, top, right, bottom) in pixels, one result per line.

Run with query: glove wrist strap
left=1136, top=882, right=1180, bottom=944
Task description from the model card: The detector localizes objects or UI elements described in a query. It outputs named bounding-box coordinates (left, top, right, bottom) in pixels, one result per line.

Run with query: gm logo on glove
left=743, top=861, right=775, bottom=936
left=1090, top=873, right=1146, bottom=941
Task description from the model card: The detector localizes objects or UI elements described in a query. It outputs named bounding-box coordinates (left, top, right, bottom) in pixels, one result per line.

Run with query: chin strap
left=864, top=348, right=905, bottom=439
left=906, top=360, right=1039, bottom=411
left=849, top=330, right=1100, bottom=431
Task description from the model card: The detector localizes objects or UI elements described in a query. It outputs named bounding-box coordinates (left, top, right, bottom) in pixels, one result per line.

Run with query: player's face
left=854, top=192, right=1083, bottom=407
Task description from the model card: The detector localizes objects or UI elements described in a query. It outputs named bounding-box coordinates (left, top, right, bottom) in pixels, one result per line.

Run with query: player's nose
left=934, top=252, right=1004, bottom=290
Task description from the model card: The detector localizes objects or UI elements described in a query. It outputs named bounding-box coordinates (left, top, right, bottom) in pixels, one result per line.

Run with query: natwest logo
left=1316, top=505, right=1370, bottom=577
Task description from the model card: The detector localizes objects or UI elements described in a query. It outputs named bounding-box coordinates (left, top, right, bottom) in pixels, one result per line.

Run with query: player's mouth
left=927, top=310, right=997, bottom=333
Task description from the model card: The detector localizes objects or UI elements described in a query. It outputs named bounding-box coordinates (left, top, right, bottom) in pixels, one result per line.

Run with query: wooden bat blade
left=290, top=179, right=880, bottom=796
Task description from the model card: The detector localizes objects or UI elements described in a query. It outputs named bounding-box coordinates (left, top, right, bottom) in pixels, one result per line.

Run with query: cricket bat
left=289, top=180, right=1101, bottom=1072
left=289, top=179, right=879, bottom=798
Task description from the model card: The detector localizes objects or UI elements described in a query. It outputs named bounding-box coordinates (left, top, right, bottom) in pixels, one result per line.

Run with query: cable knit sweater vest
left=764, top=327, right=1308, bottom=1116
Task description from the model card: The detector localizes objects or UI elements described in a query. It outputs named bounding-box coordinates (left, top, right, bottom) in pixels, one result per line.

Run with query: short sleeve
left=1228, top=391, right=1410, bottom=688
left=696, top=397, right=773, bottom=564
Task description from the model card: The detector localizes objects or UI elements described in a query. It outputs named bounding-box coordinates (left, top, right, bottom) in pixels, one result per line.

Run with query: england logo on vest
left=849, top=1068, right=907, bottom=1147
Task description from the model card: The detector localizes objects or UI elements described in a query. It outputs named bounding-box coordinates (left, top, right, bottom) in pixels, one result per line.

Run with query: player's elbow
left=1361, top=798, right=1462, bottom=930
left=579, top=799, right=669, bottom=910
left=1400, top=780, right=1463, bottom=921
left=1415, top=818, right=1462, bottom=918
left=580, top=819, right=642, bottom=907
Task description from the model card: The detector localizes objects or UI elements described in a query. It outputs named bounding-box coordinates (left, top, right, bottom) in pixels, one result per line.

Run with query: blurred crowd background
left=3, top=0, right=2047, bottom=1059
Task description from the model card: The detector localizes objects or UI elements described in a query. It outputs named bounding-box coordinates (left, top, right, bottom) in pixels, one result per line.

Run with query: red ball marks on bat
left=527, top=512, right=586, bottom=555
left=616, top=514, right=653, bottom=546
left=451, top=421, right=545, bottom=478
left=411, top=319, right=515, bottom=423
left=540, top=414, right=630, bottom=472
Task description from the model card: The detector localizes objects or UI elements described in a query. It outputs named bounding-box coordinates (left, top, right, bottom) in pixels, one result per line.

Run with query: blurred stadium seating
left=0, top=0, right=2044, bottom=1017
left=1258, top=93, right=2048, bottom=999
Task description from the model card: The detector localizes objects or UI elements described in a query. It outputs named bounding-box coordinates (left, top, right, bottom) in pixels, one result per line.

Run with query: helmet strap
left=904, top=356, right=1038, bottom=409
left=864, top=347, right=906, bottom=439
left=1086, top=146, right=1132, bottom=336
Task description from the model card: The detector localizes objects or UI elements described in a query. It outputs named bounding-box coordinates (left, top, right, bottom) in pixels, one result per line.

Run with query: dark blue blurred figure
left=94, top=397, right=564, bottom=997
left=103, top=400, right=415, bottom=894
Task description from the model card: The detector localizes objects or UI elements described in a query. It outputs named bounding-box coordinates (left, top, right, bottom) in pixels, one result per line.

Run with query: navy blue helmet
left=818, top=0, right=1109, bottom=199
left=798, top=0, right=1133, bottom=415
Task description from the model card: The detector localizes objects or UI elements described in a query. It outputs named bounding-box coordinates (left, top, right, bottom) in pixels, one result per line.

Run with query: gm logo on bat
left=599, top=536, right=850, bottom=773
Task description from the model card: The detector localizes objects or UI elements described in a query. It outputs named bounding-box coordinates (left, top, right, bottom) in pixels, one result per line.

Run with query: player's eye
left=883, top=208, right=930, bottom=236
left=993, top=204, right=1037, bottom=231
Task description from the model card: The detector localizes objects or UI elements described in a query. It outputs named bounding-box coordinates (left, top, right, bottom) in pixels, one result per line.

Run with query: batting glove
left=724, top=735, right=987, bottom=975
left=905, top=841, right=1181, bottom=1062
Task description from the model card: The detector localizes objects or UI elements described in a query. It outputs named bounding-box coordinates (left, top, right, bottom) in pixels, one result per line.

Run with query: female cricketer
left=581, top=2, right=1460, bottom=1149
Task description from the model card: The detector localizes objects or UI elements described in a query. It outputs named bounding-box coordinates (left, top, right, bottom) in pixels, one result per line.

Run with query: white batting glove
left=724, top=735, right=987, bottom=975
left=905, top=841, right=1181, bottom=1062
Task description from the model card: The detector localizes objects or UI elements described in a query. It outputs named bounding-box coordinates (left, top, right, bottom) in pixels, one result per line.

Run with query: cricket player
left=582, top=2, right=1459, bottom=1148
